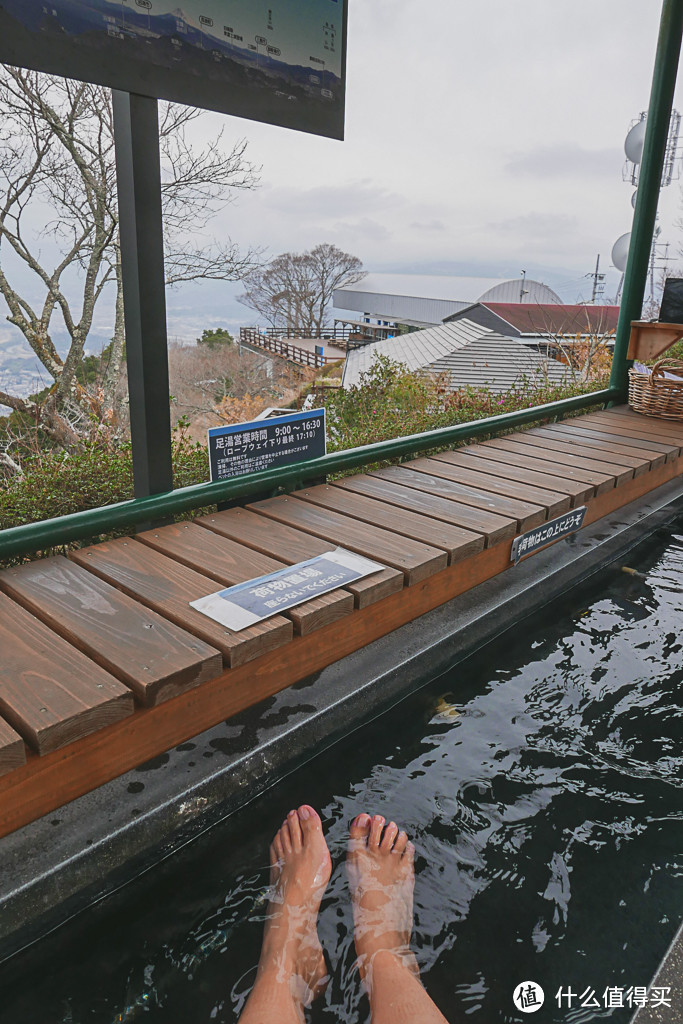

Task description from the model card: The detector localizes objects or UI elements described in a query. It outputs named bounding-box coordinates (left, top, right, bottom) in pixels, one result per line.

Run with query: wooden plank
left=360, top=465, right=548, bottom=529
left=431, top=449, right=593, bottom=505
left=581, top=407, right=683, bottom=434
left=573, top=409, right=683, bottom=454
left=137, top=523, right=353, bottom=636
left=70, top=539, right=293, bottom=667
left=411, top=453, right=573, bottom=515
left=0, top=719, right=26, bottom=778
left=2, top=452, right=680, bottom=839
left=0, top=556, right=223, bottom=707
left=328, top=474, right=524, bottom=540
left=0, top=591, right=133, bottom=755
left=464, top=440, right=613, bottom=495
left=247, top=495, right=450, bottom=584
left=194, top=508, right=404, bottom=608
left=518, top=427, right=652, bottom=476
left=293, top=482, right=503, bottom=556
left=581, top=405, right=683, bottom=442
left=603, top=406, right=683, bottom=439
left=539, top=421, right=672, bottom=465
left=494, top=434, right=634, bottom=485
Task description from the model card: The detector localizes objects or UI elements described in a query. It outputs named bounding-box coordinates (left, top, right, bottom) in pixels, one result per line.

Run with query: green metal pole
left=610, top=0, right=683, bottom=399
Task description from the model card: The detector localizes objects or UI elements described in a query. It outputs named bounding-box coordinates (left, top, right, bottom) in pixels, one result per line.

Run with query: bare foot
left=260, top=805, right=332, bottom=1005
left=346, top=813, right=419, bottom=985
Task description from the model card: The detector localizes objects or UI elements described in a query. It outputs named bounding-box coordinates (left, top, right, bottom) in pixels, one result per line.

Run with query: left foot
left=260, top=805, right=332, bottom=1005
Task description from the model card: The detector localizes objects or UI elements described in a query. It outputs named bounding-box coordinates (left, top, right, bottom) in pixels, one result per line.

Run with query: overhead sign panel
left=0, top=1, right=347, bottom=139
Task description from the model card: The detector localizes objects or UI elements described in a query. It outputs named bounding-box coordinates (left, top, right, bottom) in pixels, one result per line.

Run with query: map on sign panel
left=0, top=1, right=346, bottom=137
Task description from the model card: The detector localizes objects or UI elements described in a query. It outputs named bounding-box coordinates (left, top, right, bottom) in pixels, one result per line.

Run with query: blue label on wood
left=510, top=506, right=587, bottom=565
left=191, top=548, right=383, bottom=630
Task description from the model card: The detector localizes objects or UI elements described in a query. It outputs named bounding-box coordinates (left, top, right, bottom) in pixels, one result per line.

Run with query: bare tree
left=530, top=306, right=616, bottom=383
left=0, top=66, right=261, bottom=441
left=238, top=243, right=365, bottom=335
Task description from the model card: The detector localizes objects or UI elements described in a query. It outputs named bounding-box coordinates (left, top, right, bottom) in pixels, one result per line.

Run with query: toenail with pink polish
left=299, top=806, right=310, bottom=820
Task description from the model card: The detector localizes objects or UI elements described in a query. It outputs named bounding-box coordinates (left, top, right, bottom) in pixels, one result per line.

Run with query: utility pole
left=589, top=254, right=605, bottom=303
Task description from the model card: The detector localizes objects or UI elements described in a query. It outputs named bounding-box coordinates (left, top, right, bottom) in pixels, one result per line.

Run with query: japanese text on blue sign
left=208, top=409, right=326, bottom=481
left=190, top=548, right=384, bottom=631
left=510, top=507, right=587, bottom=565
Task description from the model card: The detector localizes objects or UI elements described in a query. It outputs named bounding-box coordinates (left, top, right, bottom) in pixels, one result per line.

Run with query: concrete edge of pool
left=631, top=918, right=683, bottom=1022
left=1, top=475, right=683, bottom=964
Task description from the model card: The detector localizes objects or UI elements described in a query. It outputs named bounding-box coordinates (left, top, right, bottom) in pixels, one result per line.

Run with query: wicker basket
left=628, top=358, right=683, bottom=419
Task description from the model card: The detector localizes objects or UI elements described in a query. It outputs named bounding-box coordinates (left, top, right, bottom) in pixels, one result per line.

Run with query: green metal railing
left=610, top=0, right=683, bottom=395
left=0, top=387, right=617, bottom=560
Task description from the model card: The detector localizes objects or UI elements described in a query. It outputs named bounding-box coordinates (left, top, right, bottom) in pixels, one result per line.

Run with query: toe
left=298, top=804, right=322, bottom=835
left=349, top=812, right=371, bottom=841
left=380, top=820, right=399, bottom=852
left=393, top=830, right=408, bottom=855
left=369, top=814, right=385, bottom=849
left=273, top=833, right=285, bottom=863
left=403, top=840, right=415, bottom=865
left=280, top=819, right=293, bottom=856
left=288, top=808, right=303, bottom=851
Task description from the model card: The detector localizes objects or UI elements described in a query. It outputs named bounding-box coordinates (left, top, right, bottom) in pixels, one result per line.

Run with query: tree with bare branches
left=0, top=66, right=260, bottom=443
left=238, top=243, right=365, bottom=335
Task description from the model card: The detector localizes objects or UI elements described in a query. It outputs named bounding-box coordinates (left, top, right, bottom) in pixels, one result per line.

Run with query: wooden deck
left=0, top=405, right=682, bottom=839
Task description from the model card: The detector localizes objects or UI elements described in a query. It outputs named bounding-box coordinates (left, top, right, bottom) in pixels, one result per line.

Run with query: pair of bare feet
left=238, top=806, right=448, bottom=1024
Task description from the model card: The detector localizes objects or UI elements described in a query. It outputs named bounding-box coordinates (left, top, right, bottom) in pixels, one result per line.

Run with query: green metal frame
left=610, top=0, right=683, bottom=394
left=0, top=387, right=616, bottom=560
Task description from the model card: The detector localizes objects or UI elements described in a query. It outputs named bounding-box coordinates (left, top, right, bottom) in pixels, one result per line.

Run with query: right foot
left=346, top=813, right=419, bottom=983
left=261, top=805, right=332, bottom=1005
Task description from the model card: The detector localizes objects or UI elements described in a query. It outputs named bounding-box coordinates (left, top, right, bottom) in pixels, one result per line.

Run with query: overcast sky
left=167, top=0, right=682, bottom=339
left=3, top=0, right=683, bottom=362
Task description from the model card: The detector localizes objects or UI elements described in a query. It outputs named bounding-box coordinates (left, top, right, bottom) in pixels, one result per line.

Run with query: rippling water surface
left=3, top=527, right=683, bottom=1023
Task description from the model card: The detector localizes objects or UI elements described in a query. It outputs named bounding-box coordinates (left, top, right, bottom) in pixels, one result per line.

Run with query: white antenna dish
left=631, top=189, right=638, bottom=209
left=612, top=232, right=631, bottom=272
left=625, top=118, right=646, bottom=164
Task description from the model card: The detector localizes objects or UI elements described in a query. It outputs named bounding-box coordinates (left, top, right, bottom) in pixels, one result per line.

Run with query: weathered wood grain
left=292, top=482, right=499, bottom=557
left=0, top=719, right=26, bottom=778
left=194, top=508, right=404, bottom=608
left=538, top=422, right=671, bottom=466
left=247, top=495, right=451, bottom=584
left=137, top=522, right=353, bottom=636
left=408, top=453, right=572, bottom=515
left=356, top=465, right=547, bottom=530
left=70, top=539, right=292, bottom=667
left=512, top=428, right=650, bottom=476
left=0, top=556, right=223, bottom=706
left=0, top=592, right=133, bottom=754
left=462, top=441, right=612, bottom=495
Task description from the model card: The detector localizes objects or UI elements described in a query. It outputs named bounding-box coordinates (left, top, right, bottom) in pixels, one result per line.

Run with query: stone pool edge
left=1, top=475, right=683, bottom=963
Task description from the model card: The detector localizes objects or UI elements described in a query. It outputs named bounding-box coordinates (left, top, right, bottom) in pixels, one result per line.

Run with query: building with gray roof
left=334, top=273, right=562, bottom=330
left=341, top=319, right=570, bottom=393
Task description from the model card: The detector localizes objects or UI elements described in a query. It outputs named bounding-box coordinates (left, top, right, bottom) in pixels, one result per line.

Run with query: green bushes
left=0, top=423, right=211, bottom=536
left=311, top=354, right=609, bottom=461
left=0, top=356, right=610, bottom=546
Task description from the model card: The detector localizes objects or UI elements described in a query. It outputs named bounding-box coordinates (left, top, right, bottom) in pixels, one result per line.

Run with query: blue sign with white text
left=208, top=409, right=326, bottom=481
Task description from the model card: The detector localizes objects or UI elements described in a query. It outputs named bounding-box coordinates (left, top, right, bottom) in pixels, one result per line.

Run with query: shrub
left=309, top=354, right=610, bottom=470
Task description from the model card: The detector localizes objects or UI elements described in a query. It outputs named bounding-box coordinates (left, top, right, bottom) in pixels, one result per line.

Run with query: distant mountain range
left=4, top=0, right=342, bottom=91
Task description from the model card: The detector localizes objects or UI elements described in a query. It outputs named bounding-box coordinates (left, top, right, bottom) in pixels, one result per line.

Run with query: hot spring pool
left=2, top=523, right=683, bottom=1023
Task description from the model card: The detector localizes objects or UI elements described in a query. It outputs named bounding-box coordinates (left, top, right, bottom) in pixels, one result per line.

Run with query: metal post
left=112, top=91, right=173, bottom=497
left=609, top=0, right=683, bottom=399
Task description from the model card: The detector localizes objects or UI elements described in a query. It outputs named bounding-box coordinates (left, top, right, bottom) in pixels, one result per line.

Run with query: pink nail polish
left=299, top=807, right=310, bottom=820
